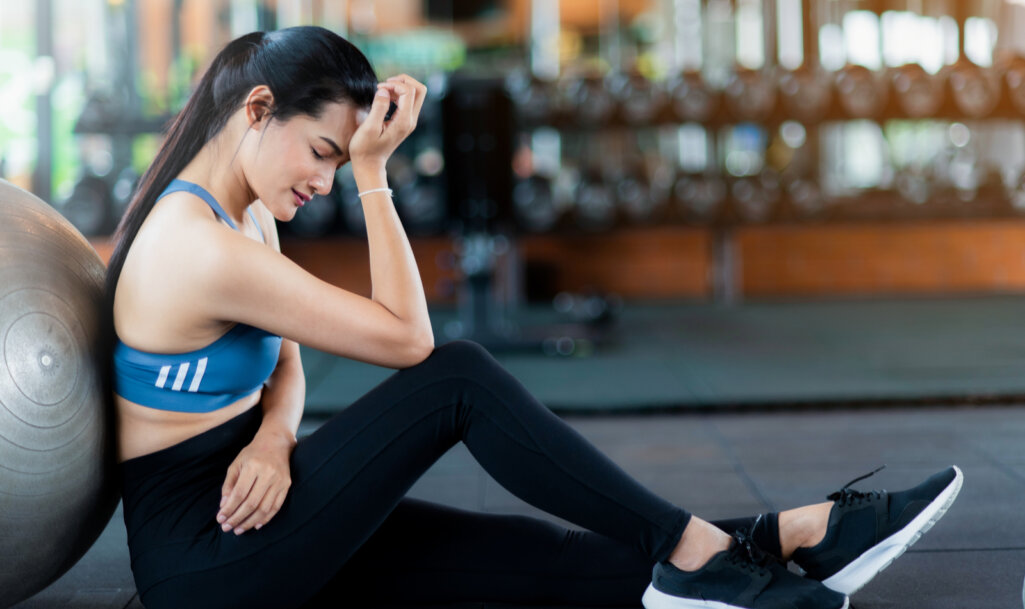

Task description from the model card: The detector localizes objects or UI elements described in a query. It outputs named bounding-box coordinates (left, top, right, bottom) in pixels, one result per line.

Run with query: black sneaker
left=791, top=465, right=964, bottom=595
left=642, top=530, right=849, bottom=609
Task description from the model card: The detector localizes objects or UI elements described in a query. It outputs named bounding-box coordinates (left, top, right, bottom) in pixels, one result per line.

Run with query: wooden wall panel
left=98, top=221, right=1025, bottom=301
left=737, top=221, right=1025, bottom=297
left=519, top=228, right=712, bottom=300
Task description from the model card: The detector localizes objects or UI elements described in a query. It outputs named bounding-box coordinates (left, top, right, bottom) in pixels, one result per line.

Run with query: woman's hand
left=216, top=430, right=295, bottom=535
left=349, top=74, right=427, bottom=175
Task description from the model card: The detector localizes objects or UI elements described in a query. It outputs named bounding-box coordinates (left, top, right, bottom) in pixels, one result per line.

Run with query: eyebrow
left=319, top=136, right=344, bottom=157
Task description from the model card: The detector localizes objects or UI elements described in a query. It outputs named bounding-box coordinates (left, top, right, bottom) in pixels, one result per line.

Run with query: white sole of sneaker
left=821, top=465, right=964, bottom=596
left=641, top=584, right=850, bottom=609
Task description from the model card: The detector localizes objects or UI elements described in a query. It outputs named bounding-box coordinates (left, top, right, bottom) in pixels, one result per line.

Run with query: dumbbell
left=558, top=71, right=617, bottom=127
left=724, top=68, right=776, bottom=122
left=609, top=71, right=667, bottom=125
left=669, top=71, right=719, bottom=123
left=731, top=169, right=781, bottom=223
left=779, top=67, right=831, bottom=123
left=835, top=64, right=888, bottom=119
left=615, top=166, right=661, bottom=223
left=506, top=70, right=557, bottom=125
left=997, top=52, right=1025, bottom=115
left=573, top=170, right=618, bottom=230
left=890, top=63, right=944, bottom=118
left=785, top=177, right=825, bottom=216
left=513, top=173, right=559, bottom=233
left=947, top=59, right=999, bottom=118
left=674, top=172, right=727, bottom=222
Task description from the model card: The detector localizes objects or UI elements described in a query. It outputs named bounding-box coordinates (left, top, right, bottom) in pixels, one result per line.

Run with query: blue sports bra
left=112, top=179, right=283, bottom=413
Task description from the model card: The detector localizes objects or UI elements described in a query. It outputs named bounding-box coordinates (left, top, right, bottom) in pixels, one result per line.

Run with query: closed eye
left=311, top=147, right=325, bottom=161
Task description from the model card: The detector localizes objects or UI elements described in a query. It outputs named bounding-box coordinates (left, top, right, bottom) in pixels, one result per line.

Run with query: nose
left=311, top=170, right=333, bottom=196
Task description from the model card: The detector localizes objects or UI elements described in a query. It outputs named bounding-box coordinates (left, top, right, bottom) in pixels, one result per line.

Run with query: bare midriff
left=116, top=389, right=262, bottom=463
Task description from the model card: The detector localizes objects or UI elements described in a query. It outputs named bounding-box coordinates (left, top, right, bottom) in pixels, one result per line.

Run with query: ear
left=244, top=85, right=275, bottom=130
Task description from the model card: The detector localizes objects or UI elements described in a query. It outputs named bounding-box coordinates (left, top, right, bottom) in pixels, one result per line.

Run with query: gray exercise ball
left=0, top=179, right=118, bottom=608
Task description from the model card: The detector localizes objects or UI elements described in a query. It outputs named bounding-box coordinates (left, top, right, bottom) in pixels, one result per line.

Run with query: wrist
left=255, top=423, right=297, bottom=450
left=351, top=162, right=388, bottom=189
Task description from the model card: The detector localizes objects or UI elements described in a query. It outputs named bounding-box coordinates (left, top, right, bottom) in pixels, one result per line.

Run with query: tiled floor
left=12, top=405, right=1025, bottom=609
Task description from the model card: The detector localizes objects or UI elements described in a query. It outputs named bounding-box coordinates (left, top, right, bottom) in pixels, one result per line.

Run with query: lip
left=292, top=189, right=309, bottom=207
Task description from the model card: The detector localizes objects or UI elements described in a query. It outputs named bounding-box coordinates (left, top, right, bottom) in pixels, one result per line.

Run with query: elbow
left=402, top=330, right=435, bottom=368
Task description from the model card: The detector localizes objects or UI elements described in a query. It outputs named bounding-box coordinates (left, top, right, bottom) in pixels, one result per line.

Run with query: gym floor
left=13, top=297, right=1025, bottom=609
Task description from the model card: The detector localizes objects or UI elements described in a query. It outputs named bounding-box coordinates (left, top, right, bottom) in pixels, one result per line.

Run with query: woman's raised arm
left=200, top=74, right=434, bottom=369
left=195, top=225, right=433, bottom=369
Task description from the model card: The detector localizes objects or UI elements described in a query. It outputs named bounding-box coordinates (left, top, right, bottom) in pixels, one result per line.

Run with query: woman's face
left=246, top=100, right=365, bottom=221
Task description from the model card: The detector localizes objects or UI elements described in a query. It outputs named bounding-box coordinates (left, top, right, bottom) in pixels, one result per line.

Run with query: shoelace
left=826, top=465, right=887, bottom=507
left=726, top=528, right=776, bottom=577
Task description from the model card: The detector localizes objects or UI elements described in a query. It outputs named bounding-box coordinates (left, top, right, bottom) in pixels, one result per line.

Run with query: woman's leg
left=302, top=497, right=654, bottom=608
left=140, top=341, right=690, bottom=609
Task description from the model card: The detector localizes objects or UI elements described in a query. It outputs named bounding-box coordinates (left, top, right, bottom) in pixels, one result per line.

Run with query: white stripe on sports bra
left=155, top=365, right=171, bottom=389
left=171, top=363, right=190, bottom=391
left=188, top=357, right=208, bottom=393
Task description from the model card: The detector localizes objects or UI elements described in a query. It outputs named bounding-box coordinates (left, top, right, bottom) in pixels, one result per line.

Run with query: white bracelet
left=357, top=187, right=393, bottom=198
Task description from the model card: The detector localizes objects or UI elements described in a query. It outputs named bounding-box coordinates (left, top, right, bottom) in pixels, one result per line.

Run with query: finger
left=220, top=463, right=239, bottom=504
left=411, top=81, right=427, bottom=120
left=219, top=469, right=257, bottom=529
left=364, top=85, right=392, bottom=130
left=390, top=75, right=427, bottom=118
left=239, top=485, right=287, bottom=533
left=226, top=476, right=271, bottom=533
left=386, top=82, right=415, bottom=129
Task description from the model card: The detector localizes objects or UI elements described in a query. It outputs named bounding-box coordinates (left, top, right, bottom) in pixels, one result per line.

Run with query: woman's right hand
left=349, top=74, right=427, bottom=175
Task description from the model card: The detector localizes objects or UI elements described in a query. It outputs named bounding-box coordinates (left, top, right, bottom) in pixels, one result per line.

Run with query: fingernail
left=221, top=523, right=232, bottom=532
left=217, top=514, right=226, bottom=523
left=376, top=89, right=389, bottom=97
left=234, top=528, right=244, bottom=535
left=255, top=524, right=262, bottom=530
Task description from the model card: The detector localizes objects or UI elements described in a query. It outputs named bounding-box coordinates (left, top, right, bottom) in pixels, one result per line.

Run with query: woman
left=107, top=27, right=962, bottom=609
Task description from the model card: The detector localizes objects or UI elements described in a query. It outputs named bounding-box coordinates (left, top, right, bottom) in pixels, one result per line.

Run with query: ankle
left=779, top=502, right=832, bottom=559
left=668, top=517, right=732, bottom=572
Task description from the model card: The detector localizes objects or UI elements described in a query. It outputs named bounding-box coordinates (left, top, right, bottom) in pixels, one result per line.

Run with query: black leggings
left=120, top=341, right=750, bottom=609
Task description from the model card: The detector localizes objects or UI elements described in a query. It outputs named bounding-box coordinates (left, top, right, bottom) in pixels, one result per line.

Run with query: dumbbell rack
left=505, top=0, right=1025, bottom=302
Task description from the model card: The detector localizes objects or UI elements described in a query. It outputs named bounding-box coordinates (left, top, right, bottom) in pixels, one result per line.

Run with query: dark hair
left=100, top=27, right=376, bottom=405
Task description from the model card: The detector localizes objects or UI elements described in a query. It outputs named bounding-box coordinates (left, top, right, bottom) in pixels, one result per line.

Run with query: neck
left=177, top=117, right=256, bottom=226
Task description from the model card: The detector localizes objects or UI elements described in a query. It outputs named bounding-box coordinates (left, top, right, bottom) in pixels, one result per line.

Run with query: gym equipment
left=948, top=59, right=999, bottom=118
left=891, top=63, right=944, bottom=118
left=512, top=174, right=560, bottom=232
left=59, top=173, right=113, bottom=237
left=0, top=179, right=118, bottom=609
left=610, top=71, right=667, bottom=125
left=669, top=71, right=719, bottom=123
left=724, top=68, right=776, bottom=122
left=779, top=67, right=832, bottom=123
left=558, top=71, right=617, bottom=127
left=506, top=70, right=557, bottom=126
left=835, top=64, right=888, bottom=119
left=574, top=169, right=618, bottom=231
left=731, top=170, right=781, bottom=223
left=675, top=172, right=727, bottom=222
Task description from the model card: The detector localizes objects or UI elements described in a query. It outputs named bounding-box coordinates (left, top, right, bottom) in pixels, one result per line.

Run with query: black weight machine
left=441, top=75, right=616, bottom=355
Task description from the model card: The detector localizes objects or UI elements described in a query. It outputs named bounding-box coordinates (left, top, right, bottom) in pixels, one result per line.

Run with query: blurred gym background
left=9, top=0, right=1025, bottom=409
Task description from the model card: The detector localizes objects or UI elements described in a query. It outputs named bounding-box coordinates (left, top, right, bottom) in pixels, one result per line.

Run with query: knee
left=425, top=339, right=495, bottom=370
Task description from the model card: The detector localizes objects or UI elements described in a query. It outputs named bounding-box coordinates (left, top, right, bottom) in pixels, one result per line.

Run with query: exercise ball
left=0, top=179, right=118, bottom=608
